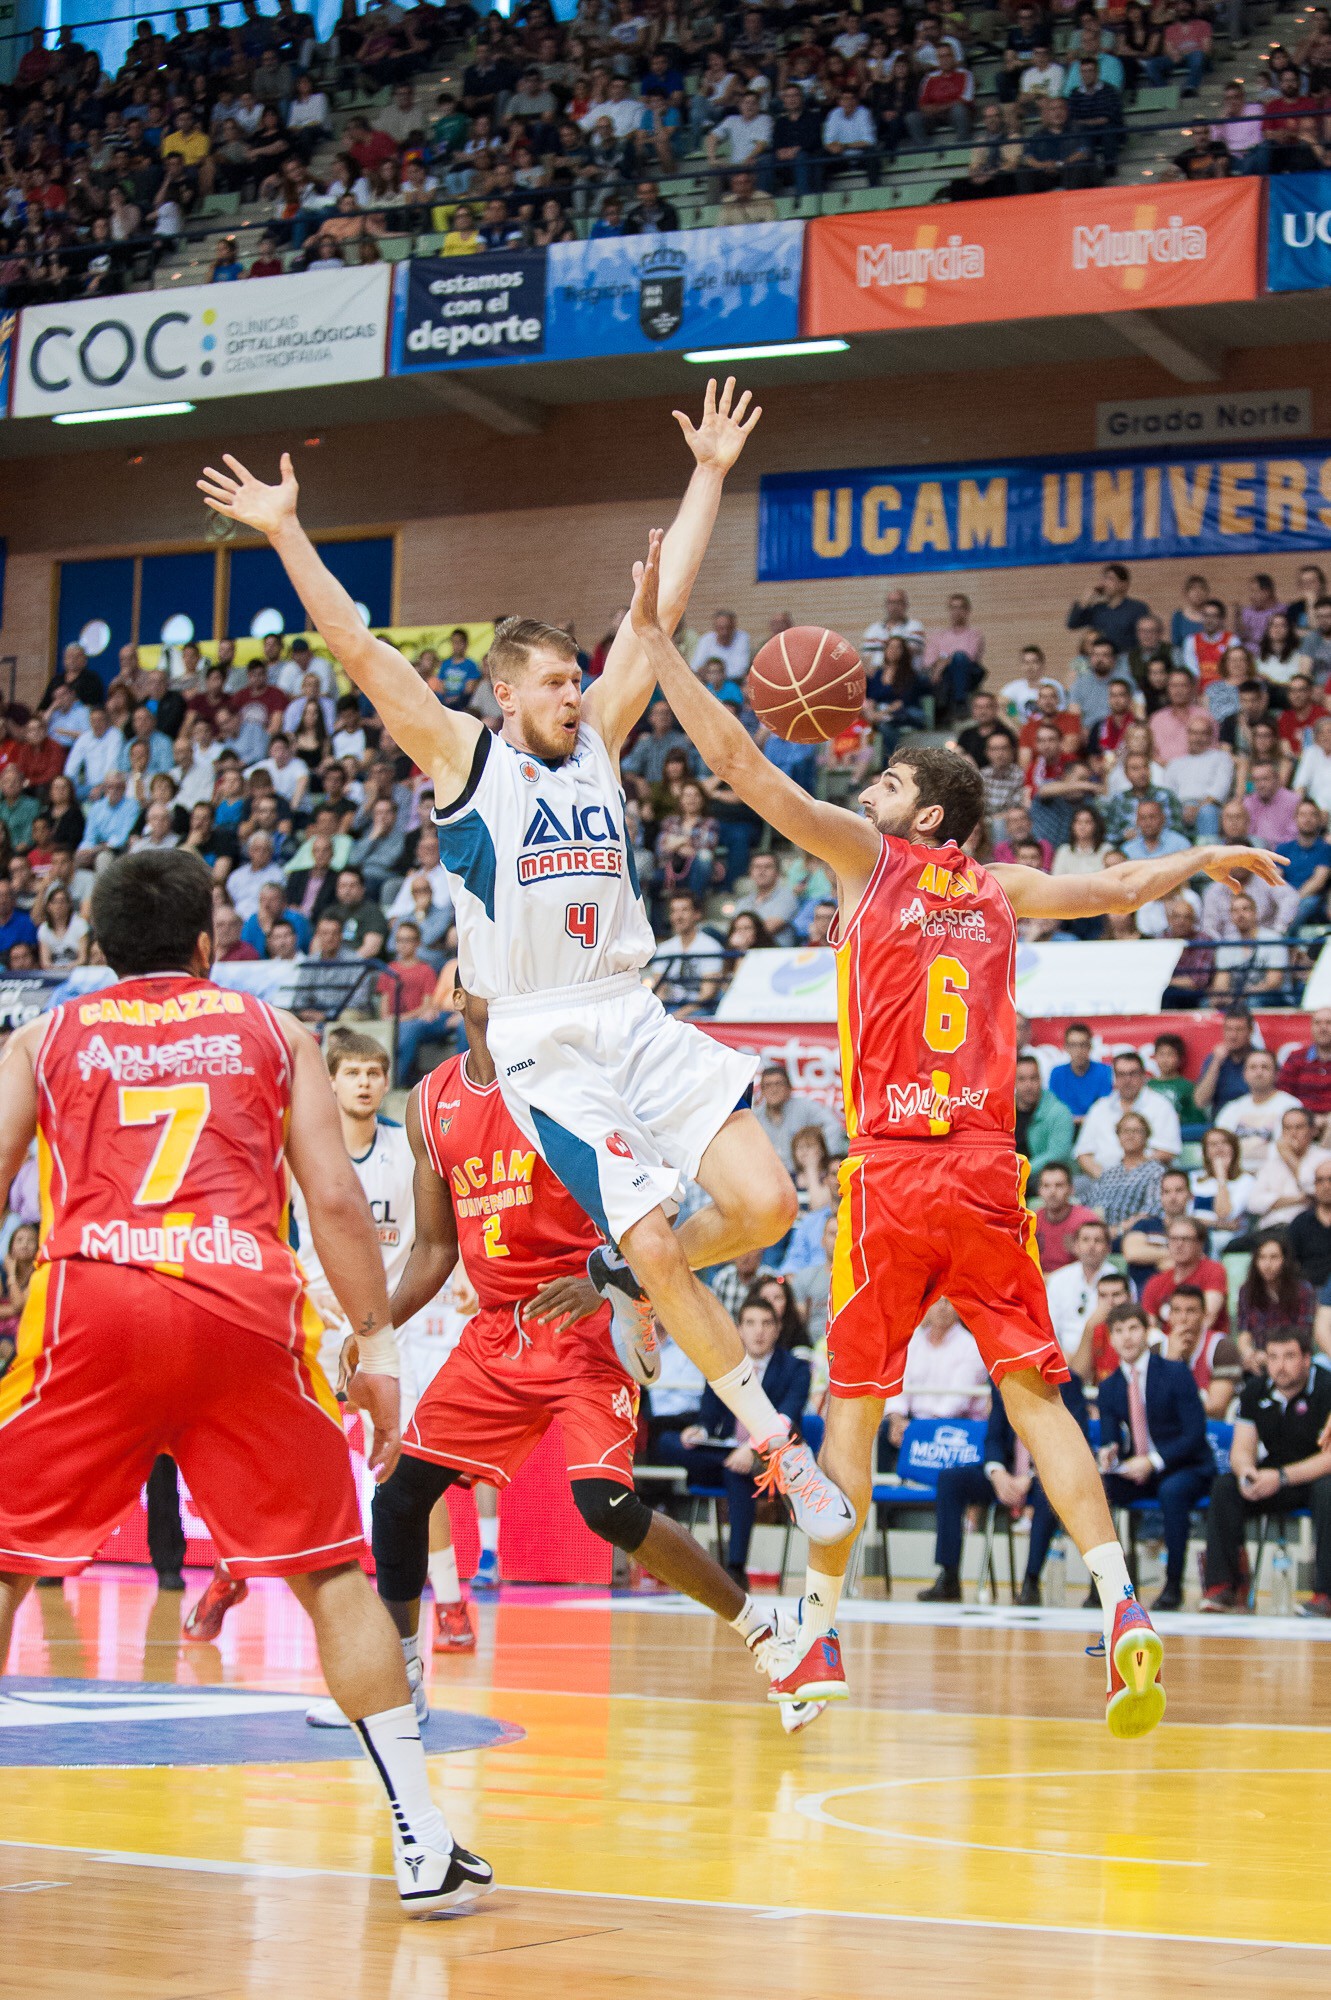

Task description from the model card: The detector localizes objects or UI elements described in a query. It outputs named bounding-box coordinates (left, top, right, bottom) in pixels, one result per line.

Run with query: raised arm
left=627, top=528, right=881, bottom=903
left=280, top=1009, right=400, bottom=1478
left=390, top=1085, right=462, bottom=1328
left=990, top=844, right=1287, bottom=920
left=198, top=452, right=481, bottom=796
left=584, top=378, right=761, bottom=762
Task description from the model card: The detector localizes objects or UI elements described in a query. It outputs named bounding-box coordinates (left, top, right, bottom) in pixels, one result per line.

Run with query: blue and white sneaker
left=472, top=1547, right=501, bottom=1592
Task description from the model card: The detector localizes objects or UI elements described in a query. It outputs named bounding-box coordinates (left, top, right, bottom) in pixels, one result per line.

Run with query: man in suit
left=1097, top=1301, right=1212, bottom=1611
left=919, top=1374, right=1088, bottom=1606
left=284, top=829, right=342, bottom=925
left=655, top=1292, right=810, bottom=1590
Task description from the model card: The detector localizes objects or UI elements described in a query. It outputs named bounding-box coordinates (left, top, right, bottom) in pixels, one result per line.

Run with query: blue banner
left=544, top=220, right=802, bottom=361
left=758, top=441, right=1331, bottom=581
left=1266, top=175, right=1331, bottom=293
left=390, top=251, right=547, bottom=372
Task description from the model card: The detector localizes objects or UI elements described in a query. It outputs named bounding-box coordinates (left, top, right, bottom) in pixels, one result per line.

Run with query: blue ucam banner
left=543, top=220, right=802, bottom=360
left=758, top=441, right=1331, bottom=582
left=390, top=250, right=547, bottom=372
left=1266, top=175, right=1331, bottom=292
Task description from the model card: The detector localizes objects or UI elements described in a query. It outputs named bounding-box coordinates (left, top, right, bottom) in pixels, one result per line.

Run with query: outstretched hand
left=673, top=375, right=761, bottom=473
left=1201, top=845, right=1288, bottom=893
left=629, top=527, right=665, bottom=640
left=197, top=450, right=299, bottom=539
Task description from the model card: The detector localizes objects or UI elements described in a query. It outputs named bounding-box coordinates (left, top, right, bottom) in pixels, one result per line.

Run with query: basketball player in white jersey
left=199, top=383, right=852, bottom=1545
left=185, top=1033, right=476, bottom=1657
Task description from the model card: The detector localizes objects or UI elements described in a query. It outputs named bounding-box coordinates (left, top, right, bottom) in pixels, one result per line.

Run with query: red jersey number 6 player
left=627, top=529, right=1288, bottom=1739
left=0, top=850, right=491, bottom=1914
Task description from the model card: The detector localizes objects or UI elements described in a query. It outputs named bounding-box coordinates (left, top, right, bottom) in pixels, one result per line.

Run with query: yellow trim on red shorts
left=0, top=1262, right=52, bottom=1430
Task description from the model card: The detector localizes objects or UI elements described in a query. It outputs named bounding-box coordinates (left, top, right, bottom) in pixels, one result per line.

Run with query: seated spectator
left=994, top=805, right=1053, bottom=870
left=655, top=1292, right=810, bottom=1589
left=1016, top=93, right=1098, bottom=192
left=1121, top=797, right=1191, bottom=864
left=1290, top=1158, right=1331, bottom=1291
left=1066, top=55, right=1122, bottom=174
left=80, top=769, right=138, bottom=860
left=383, top=926, right=458, bottom=1085
left=1279, top=1008, right=1331, bottom=1123
left=648, top=891, right=726, bottom=1018
left=1182, top=599, right=1237, bottom=682
left=706, top=88, right=773, bottom=172
left=884, top=1299, right=991, bottom=1448
left=1279, top=800, right=1331, bottom=933
left=771, top=82, right=825, bottom=196
left=1245, top=762, right=1301, bottom=851
left=822, top=87, right=880, bottom=179
left=1193, top=1010, right=1254, bottom=1119
left=907, top=44, right=974, bottom=145
left=1096, top=1302, right=1212, bottom=1612
left=1033, top=1160, right=1097, bottom=1271
left=1120, top=1164, right=1198, bottom=1278
left=1216, top=1049, right=1303, bottom=1170
left=753, top=1059, right=846, bottom=1172
left=1145, top=1033, right=1199, bottom=1131
left=1020, top=45, right=1065, bottom=100
left=226, top=830, right=287, bottom=920
left=1235, top=1232, right=1317, bottom=1376
left=1165, top=1284, right=1242, bottom=1420
left=919, top=1373, right=1088, bottom=1607
left=1188, top=1124, right=1255, bottom=1251
left=979, top=728, right=1027, bottom=835
left=1165, top=714, right=1233, bottom=843
left=1160, top=0, right=1212, bottom=94
left=1045, top=1217, right=1118, bottom=1358
left=1248, top=1105, right=1331, bottom=1230
left=1048, top=1020, right=1114, bottom=1122
left=241, top=880, right=311, bottom=959
left=1078, top=1051, right=1182, bottom=1175
left=1202, top=1328, right=1331, bottom=1615
left=294, top=909, right=374, bottom=1024
left=719, top=168, right=777, bottom=223
left=1103, top=750, right=1185, bottom=845
left=1139, top=1213, right=1229, bottom=1332
left=1200, top=858, right=1297, bottom=943
left=330, top=866, right=387, bottom=961
left=1149, top=666, right=1207, bottom=767
left=1210, top=79, right=1264, bottom=163
left=1014, top=1054, right=1075, bottom=1178
left=1080, top=1110, right=1166, bottom=1231
left=0, top=877, right=38, bottom=964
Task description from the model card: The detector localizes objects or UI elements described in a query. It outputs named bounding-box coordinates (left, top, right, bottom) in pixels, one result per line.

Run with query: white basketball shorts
left=485, top=972, right=758, bottom=1244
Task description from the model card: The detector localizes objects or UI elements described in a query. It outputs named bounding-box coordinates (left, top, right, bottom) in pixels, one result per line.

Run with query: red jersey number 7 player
left=628, top=529, right=1288, bottom=1738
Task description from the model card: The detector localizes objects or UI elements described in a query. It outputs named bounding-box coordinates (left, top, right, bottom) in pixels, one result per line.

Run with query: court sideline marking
left=1, top=1837, right=1329, bottom=1956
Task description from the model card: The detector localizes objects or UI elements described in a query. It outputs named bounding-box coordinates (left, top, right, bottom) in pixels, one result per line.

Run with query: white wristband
left=352, top=1328, right=401, bottom=1378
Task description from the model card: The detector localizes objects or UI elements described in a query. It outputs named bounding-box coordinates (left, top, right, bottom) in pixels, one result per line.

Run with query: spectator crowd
left=1, top=0, right=1325, bottom=302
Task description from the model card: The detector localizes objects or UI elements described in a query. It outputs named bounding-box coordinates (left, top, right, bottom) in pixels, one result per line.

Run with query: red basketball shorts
left=402, top=1299, right=639, bottom=1490
left=0, top=1261, right=364, bottom=1577
left=826, top=1135, right=1069, bottom=1400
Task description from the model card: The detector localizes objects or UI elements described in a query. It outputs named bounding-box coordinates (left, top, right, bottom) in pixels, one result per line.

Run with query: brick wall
left=5, top=339, right=1331, bottom=709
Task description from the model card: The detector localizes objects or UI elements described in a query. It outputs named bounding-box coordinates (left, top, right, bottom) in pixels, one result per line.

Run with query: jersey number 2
left=565, top=902, right=598, bottom=949
left=118, top=1084, right=212, bottom=1206
left=482, top=1215, right=509, bottom=1259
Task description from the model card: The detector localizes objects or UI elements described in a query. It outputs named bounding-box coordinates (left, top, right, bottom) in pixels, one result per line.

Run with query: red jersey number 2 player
left=0, top=850, right=492, bottom=1914
left=628, top=530, right=1288, bottom=1739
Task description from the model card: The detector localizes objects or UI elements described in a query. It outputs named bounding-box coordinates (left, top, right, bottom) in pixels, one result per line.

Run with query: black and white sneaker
left=587, top=1244, right=646, bottom=1308
left=394, top=1837, right=494, bottom=1917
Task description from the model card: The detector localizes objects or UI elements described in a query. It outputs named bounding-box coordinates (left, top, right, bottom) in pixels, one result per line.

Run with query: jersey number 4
left=565, top=902, right=598, bottom=950
left=118, top=1084, right=212, bottom=1206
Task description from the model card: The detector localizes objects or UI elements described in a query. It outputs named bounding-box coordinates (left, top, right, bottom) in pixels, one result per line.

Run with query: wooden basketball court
left=3, top=1572, right=1329, bottom=1998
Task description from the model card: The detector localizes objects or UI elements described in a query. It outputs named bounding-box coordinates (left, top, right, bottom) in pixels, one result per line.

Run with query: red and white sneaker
left=433, top=1600, right=477, bottom=1653
left=182, top=1566, right=247, bottom=1642
left=753, top=1431, right=855, bottom=1546
left=781, top=1698, right=827, bottom=1735
left=766, top=1629, right=848, bottom=1705
left=1105, top=1594, right=1165, bottom=1739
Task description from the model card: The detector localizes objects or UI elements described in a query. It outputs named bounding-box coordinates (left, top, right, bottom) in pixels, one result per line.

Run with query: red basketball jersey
left=832, top=834, right=1017, bottom=1146
left=33, top=973, right=318, bottom=1351
left=418, top=1054, right=602, bottom=1308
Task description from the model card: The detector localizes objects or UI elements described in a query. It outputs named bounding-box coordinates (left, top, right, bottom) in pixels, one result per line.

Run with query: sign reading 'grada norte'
left=1095, top=391, right=1312, bottom=450
left=12, top=265, right=390, bottom=417
left=804, top=180, right=1260, bottom=335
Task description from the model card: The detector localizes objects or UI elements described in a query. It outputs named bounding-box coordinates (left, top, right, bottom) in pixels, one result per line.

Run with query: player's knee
left=754, top=1158, right=799, bottom=1238
left=621, top=1208, right=690, bottom=1298
left=572, top=1478, right=651, bottom=1554
left=371, top=1455, right=455, bottom=1603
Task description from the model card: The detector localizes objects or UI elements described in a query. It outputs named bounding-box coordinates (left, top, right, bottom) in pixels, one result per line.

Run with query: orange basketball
left=746, top=626, right=865, bottom=744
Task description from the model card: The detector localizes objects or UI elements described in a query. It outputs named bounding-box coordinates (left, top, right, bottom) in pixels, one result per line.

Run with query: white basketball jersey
left=292, top=1118, right=416, bottom=1336
left=433, top=724, right=656, bottom=1001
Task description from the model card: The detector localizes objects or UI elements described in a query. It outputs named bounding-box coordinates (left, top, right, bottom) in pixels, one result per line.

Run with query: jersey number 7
left=565, top=902, right=598, bottom=949
left=119, top=1084, right=212, bottom=1205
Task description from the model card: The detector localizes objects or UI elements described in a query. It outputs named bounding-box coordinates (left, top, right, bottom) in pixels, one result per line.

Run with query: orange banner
left=803, top=179, right=1261, bottom=336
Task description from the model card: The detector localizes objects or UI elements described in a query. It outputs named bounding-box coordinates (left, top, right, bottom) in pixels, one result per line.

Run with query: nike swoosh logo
left=608, top=1494, right=628, bottom=1507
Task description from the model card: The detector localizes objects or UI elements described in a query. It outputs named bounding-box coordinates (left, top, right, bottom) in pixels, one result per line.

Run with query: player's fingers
left=718, top=375, right=735, bottom=415
left=739, top=403, right=762, bottom=435
left=732, top=388, right=752, bottom=424
left=279, top=450, right=295, bottom=479
left=221, top=453, right=252, bottom=479
left=632, top=559, right=644, bottom=587
left=703, top=375, right=716, bottom=416
left=671, top=410, right=692, bottom=434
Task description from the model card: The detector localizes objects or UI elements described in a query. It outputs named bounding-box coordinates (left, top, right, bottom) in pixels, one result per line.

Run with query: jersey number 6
left=565, top=902, right=598, bottom=949
left=922, top=955, right=970, bottom=1054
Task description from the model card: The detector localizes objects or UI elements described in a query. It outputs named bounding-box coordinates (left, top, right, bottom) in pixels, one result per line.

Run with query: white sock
left=477, top=1516, right=499, bottom=1556
left=802, top=1568, right=843, bottom=1641
left=729, top=1593, right=768, bottom=1644
left=428, top=1547, right=461, bottom=1605
left=354, top=1703, right=452, bottom=1853
left=401, top=1630, right=420, bottom=1673
left=708, top=1357, right=789, bottom=1451
left=1085, top=1540, right=1134, bottom=1683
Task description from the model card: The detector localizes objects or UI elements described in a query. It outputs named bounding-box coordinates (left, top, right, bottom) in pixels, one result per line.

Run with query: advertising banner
left=804, top=180, right=1260, bottom=337
left=544, top=219, right=802, bottom=360
left=1265, top=174, right=1331, bottom=292
left=12, top=265, right=391, bottom=418
left=390, top=251, right=546, bottom=372
left=758, top=437, right=1331, bottom=581
left=0, top=307, right=13, bottom=417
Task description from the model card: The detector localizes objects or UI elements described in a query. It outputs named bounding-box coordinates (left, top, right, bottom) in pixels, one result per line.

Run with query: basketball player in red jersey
left=308, top=978, right=822, bottom=1735
left=0, top=850, right=492, bottom=1912
left=628, top=532, right=1288, bottom=1738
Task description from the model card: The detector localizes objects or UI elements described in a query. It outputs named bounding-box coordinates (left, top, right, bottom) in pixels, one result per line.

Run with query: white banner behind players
left=13, top=265, right=390, bottom=417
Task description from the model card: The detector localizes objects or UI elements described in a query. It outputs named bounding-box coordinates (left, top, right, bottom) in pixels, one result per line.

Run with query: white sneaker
left=306, top=1651, right=429, bottom=1730
left=781, top=1698, right=827, bottom=1734
left=394, top=1835, right=494, bottom=1917
left=747, top=1605, right=800, bottom=1682
left=609, top=1295, right=661, bottom=1388
left=754, top=1431, right=856, bottom=1546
